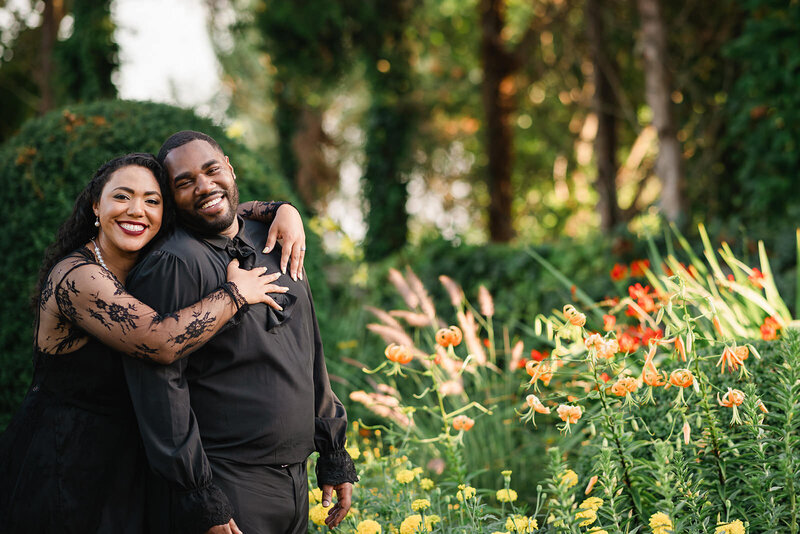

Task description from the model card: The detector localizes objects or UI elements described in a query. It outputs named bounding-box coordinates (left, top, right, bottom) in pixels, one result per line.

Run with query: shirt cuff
left=174, top=483, right=235, bottom=534
left=315, top=449, right=359, bottom=486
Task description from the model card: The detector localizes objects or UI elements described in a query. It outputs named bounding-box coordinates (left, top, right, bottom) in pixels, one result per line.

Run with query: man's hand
left=204, top=518, right=242, bottom=534
left=321, top=482, right=353, bottom=528
left=262, top=204, right=306, bottom=281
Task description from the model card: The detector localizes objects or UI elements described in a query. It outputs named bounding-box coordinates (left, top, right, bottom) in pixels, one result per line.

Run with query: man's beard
left=178, top=186, right=240, bottom=235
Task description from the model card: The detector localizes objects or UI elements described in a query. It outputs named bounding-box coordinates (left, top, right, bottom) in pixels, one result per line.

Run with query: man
left=122, top=130, right=357, bottom=534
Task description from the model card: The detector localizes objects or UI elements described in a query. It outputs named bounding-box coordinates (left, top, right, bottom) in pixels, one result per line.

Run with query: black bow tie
left=225, top=238, right=257, bottom=269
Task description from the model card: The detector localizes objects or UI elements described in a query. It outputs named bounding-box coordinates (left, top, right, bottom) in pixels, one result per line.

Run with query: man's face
left=164, top=139, right=240, bottom=235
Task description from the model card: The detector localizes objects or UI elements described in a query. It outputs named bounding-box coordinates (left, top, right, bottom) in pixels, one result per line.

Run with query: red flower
left=599, top=372, right=611, bottom=383
left=760, top=316, right=781, bottom=341
left=530, top=349, right=548, bottom=362
left=603, top=314, right=617, bottom=331
left=610, top=263, right=628, bottom=281
left=748, top=267, right=765, bottom=288
left=618, top=333, right=640, bottom=353
left=630, top=259, right=650, bottom=277
left=640, top=327, right=663, bottom=346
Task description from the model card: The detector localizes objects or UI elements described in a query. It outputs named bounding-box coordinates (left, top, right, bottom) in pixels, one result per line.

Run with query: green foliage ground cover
left=0, top=100, right=321, bottom=427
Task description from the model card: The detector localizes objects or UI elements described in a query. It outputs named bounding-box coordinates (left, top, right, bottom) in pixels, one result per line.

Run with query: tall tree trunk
left=586, top=0, right=621, bottom=231
left=37, top=0, right=62, bottom=114
left=637, top=0, right=685, bottom=222
left=480, top=0, right=516, bottom=242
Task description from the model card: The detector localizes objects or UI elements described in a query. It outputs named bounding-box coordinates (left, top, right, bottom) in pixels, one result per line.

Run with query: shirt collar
left=197, top=215, right=257, bottom=251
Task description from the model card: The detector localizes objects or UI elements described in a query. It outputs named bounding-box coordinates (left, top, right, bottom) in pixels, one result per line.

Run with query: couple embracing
left=0, top=130, right=358, bottom=533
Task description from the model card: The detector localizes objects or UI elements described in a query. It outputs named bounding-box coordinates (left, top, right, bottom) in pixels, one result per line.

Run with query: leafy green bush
left=0, top=100, right=323, bottom=428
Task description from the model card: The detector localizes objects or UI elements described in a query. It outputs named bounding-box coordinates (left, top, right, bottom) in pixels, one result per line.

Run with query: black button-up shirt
left=122, top=217, right=355, bottom=532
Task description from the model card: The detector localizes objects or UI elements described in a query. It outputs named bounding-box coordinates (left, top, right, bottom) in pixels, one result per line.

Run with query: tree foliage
left=0, top=0, right=118, bottom=144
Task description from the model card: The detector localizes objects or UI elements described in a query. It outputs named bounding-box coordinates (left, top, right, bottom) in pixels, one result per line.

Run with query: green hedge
left=0, top=100, right=325, bottom=427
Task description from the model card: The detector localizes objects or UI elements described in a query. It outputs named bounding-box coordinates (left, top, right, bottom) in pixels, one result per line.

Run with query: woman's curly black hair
left=32, top=153, right=174, bottom=309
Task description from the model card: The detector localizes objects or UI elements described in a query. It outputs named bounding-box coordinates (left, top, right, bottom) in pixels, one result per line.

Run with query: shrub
left=0, top=100, right=324, bottom=427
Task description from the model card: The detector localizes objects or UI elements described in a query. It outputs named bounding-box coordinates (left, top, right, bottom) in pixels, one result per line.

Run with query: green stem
left=594, top=364, right=645, bottom=529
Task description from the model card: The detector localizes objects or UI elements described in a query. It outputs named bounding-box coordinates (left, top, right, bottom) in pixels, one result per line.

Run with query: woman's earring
left=94, top=216, right=100, bottom=228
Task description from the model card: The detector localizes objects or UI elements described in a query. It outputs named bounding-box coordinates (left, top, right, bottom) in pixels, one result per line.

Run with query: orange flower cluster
left=642, top=346, right=667, bottom=387
left=716, top=345, right=749, bottom=374
left=668, top=368, right=694, bottom=388
left=584, top=333, right=619, bottom=359
left=452, top=414, right=475, bottom=431
left=435, top=326, right=463, bottom=348
left=385, top=343, right=413, bottom=364
left=761, top=316, right=781, bottom=341
left=526, top=360, right=555, bottom=387
left=526, top=394, right=551, bottom=414
left=609, top=259, right=650, bottom=281
left=718, top=388, right=745, bottom=407
left=557, top=404, right=582, bottom=424
left=626, top=283, right=658, bottom=317
left=610, top=376, right=639, bottom=397
left=563, top=305, right=586, bottom=327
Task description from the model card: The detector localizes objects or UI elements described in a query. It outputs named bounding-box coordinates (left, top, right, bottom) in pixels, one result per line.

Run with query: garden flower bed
left=310, top=227, right=799, bottom=533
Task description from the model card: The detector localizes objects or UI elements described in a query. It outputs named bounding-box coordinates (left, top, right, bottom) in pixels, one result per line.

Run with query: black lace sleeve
left=316, top=450, right=359, bottom=486
left=174, top=484, right=235, bottom=534
left=238, top=200, right=290, bottom=226
left=44, top=255, right=242, bottom=364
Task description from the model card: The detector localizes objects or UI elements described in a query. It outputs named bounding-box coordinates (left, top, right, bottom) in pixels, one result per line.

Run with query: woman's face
left=93, top=165, right=163, bottom=254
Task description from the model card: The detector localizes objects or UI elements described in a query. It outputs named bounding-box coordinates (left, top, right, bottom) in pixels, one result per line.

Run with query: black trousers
left=210, top=458, right=309, bottom=534
left=208, top=457, right=308, bottom=534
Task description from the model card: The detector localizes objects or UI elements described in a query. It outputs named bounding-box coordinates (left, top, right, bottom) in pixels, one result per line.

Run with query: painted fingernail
left=263, top=246, right=270, bottom=253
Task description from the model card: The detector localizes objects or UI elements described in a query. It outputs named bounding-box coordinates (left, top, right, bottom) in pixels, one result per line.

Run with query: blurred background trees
left=3, top=0, right=798, bottom=252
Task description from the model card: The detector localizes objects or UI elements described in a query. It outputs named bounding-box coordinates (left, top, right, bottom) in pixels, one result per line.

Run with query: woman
left=0, top=153, right=303, bottom=532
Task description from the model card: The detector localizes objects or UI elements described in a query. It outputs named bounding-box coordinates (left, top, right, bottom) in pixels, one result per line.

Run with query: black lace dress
left=0, top=248, right=248, bottom=533
left=0, top=339, right=148, bottom=532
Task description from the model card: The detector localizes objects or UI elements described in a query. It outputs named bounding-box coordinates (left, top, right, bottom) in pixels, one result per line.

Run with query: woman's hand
left=227, top=259, right=288, bottom=311
left=263, top=204, right=306, bottom=282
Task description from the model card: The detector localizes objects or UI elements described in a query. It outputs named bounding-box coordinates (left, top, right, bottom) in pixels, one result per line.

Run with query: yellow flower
left=561, top=470, right=578, bottom=488
left=649, top=512, right=673, bottom=534
left=396, top=469, right=415, bottom=484
left=399, top=514, right=440, bottom=534
left=505, top=514, right=537, bottom=533
left=579, top=497, right=604, bottom=511
left=357, top=519, right=383, bottom=534
left=496, top=489, right=518, bottom=502
left=457, top=485, right=476, bottom=501
left=309, top=503, right=332, bottom=526
left=347, top=445, right=361, bottom=460
left=587, top=529, right=609, bottom=534
left=309, top=487, right=323, bottom=504
left=420, top=478, right=435, bottom=491
left=575, top=508, right=597, bottom=527
left=412, top=499, right=431, bottom=512
left=715, top=520, right=745, bottom=534
left=501, top=470, right=513, bottom=477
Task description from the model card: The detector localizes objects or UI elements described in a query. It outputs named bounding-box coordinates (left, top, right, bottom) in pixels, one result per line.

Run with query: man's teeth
left=120, top=223, right=145, bottom=231
left=201, top=197, right=223, bottom=209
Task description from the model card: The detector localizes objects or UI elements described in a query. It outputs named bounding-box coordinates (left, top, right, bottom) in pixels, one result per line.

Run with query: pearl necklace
left=91, top=239, right=109, bottom=272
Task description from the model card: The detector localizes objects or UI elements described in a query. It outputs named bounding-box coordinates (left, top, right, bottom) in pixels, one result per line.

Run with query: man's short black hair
left=157, top=130, right=225, bottom=166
